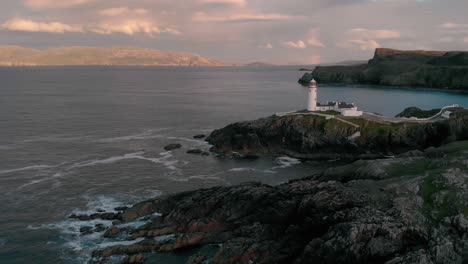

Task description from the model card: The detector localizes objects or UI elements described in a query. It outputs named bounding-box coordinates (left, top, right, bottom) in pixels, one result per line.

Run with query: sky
left=0, top=0, right=467, bottom=64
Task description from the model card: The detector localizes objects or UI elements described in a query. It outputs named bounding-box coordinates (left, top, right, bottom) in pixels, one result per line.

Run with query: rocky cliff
left=299, top=48, right=468, bottom=90
left=0, top=46, right=229, bottom=66
left=206, top=108, right=468, bottom=160
left=77, top=140, right=468, bottom=264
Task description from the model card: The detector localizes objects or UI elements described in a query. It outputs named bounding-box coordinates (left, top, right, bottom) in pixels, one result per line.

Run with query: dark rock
left=80, top=226, right=94, bottom=235
left=115, top=206, right=129, bottom=211
left=164, top=143, right=182, bottom=151
left=310, top=48, right=468, bottom=90
left=94, top=224, right=107, bottom=233
left=206, top=108, right=468, bottom=160
left=193, top=134, right=206, bottom=139
left=187, top=149, right=203, bottom=154
left=201, top=152, right=210, bottom=156
left=89, top=141, right=468, bottom=264
left=123, top=254, right=145, bottom=264
left=104, top=226, right=123, bottom=238
left=97, top=209, right=106, bottom=213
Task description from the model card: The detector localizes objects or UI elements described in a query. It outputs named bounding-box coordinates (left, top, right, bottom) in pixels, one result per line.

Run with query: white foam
left=272, top=156, right=302, bottom=169
left=0, top=164, right=52, bottom=175
left=98, top=238, right=145, bottom=248
left=69, top=151, right=181, bottom=171
left=95, top=128, right=171, bottom=143
left=228, top=167, right=276, bottom=174
left=18, top=172, right=67, bottom=189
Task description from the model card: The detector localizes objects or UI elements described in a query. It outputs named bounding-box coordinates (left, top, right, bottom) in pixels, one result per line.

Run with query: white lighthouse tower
left=307, top=79, right=318, bottom=111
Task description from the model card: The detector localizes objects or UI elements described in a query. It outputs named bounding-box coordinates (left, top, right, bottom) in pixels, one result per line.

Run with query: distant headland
left=299, top=48, right=468, bottom=90
left=0, top=46, right=233, bottom=66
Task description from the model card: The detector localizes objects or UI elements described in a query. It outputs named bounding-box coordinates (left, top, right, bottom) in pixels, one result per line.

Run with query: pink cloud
left=24, top=0, right=93, bottom=9
left=307, top=37, right=325, bottom=48
left=350, top=28, right=400, bottom=39
left=198, top=0, right=247, bottom=7
left=283, top=40, right=307, bottom=49
left=1, top=18, right=82, bottom=33
left=192, top=12, right=290, bottom=22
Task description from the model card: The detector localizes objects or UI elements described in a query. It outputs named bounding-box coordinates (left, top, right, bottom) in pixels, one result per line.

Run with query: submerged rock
left=164, top=143, right=182, bottom=151
left=187, top=149, right=203, bottom=154
left=193, top=134, right=206, bottom=139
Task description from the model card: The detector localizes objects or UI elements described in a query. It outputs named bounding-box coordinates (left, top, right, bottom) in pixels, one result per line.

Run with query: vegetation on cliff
left=396, top=107, right=442, bottom=118
left=299, top=48, right=468, bottom=90
left=206, top=108, right=468, bottom=160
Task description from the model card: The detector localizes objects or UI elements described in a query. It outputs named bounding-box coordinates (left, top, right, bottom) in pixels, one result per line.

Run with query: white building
left=307, top=79, right=363, bottom=117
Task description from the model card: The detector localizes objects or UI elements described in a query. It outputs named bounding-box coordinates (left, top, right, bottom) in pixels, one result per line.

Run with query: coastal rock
left=122, top=254, right=145, bottom=264
left=187, top=149, right=203, bottom=154
left=164, top=143, right=182, bottom=151
left=193, top=134, right=206, bottom=139
left=88, top=141, right=468, bottom=264
left=205, top=109, right=468, bottom=160
left=309, top=48, right=468, bottom=90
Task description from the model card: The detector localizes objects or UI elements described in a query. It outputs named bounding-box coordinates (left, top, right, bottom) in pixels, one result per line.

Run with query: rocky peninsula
left=299, top=48, right=468, bottom=90
left=206, top=107, right=468, bottom=160
left=70, top=107, right=468, bottom=264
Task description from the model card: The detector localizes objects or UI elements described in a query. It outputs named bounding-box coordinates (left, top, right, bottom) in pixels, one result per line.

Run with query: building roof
left=338, top=102, right=355, bottom=109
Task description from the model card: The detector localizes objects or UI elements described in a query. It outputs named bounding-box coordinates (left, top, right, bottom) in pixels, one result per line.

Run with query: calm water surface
left=1, top=66, right=468, bottom=263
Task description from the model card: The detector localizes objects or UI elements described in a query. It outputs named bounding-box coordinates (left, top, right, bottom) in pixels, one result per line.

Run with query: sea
left=1, top=66, right=468, bottom=263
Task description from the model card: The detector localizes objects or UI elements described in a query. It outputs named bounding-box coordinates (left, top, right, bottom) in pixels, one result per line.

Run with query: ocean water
left=1, top=66, right=468, bottom=263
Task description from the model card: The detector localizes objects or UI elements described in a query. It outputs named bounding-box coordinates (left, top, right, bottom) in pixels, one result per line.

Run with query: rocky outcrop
left=205, top=108, right=468, bottom=160
left=396, top=107, right=441, bottom=118
left=84, top=140, right=468, bottom=264
left=303, top=48, right=468, bottom=90
left=164, top=143, right=182, bottom=151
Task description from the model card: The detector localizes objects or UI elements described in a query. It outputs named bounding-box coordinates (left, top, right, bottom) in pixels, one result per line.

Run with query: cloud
left=465, top=37, right=468, bottom=43
left=350, top=28, right=400, bottom=39
left=337, top=39, right=381, bottom=50
left=91, top=20, right=180, bottom=36
left=439, top=22, right=468, bottom=29
left=1, top=18, right=82, bottom=33
left=99, top=7, right=149, bottom=17
left=307, top=37, right=325, bottom=48
left=283, top=40, right=307, bottom=49
left=1, top=17, right=180, bottom=37
left=258, top=43, right=273, bottom=49
left=198, top=0, right=247, bottom=7
left=311, top=54, right=321, bottom=65
left=192, top=12, right=290, bottom=23
left=24, top=0, right=93, bottom=9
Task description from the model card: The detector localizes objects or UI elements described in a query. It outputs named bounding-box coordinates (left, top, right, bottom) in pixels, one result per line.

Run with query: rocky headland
left=206, top=107, right=468, bottom=160
left=71, top=107, right=468, bottom=264
left=78, top=139, right=468, bottom=264
left=299, top=48, right=468, bottom=90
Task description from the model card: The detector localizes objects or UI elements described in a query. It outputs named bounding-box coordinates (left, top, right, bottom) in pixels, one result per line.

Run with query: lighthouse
left=307, top=79, right=318, bottom=111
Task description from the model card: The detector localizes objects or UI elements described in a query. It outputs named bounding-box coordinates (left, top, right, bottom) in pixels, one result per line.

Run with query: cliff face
left=0, top=46, right=229, bottom=66
left=206, top=108, right=468, bottom=160
left=301, top=48, right=468, bottom=90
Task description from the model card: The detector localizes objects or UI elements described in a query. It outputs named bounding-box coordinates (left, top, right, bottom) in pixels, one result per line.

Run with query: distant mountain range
left=0, top=46, right=231, bottom=66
